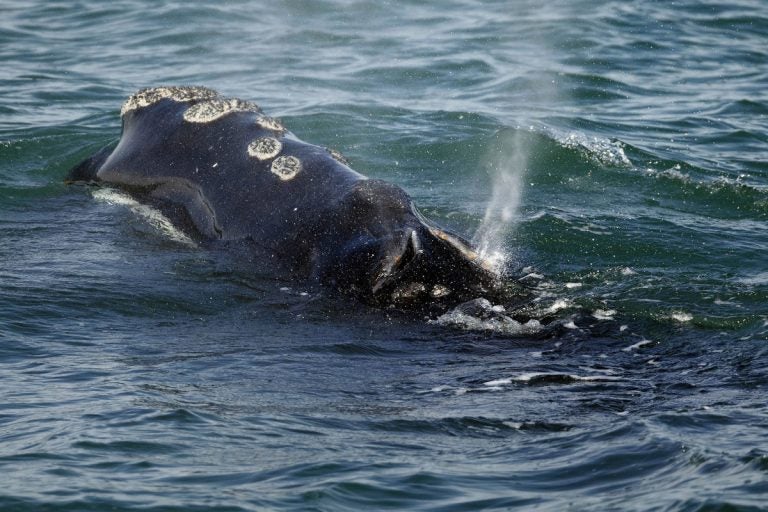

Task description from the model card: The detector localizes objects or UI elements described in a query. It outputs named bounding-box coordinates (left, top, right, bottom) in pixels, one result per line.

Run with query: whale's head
left=314, top=180, right=503, bottom=309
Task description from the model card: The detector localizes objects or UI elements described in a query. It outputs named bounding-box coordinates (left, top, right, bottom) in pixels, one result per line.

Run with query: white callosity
left=183, top=98, right=261, bottom=123
left=120, top=86, right=219, bottom=117
left=247, top=137, right=283, bottom=161
left=124, top=86, right=300, bottom=181
left=270, top=155, right=302, bottom=181
left=256, top=115, right=285, bottom=134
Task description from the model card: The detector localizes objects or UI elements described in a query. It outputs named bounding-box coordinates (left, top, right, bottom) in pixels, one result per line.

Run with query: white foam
left=574, top=223, right=611, bottom=235
left=548, top=299, right=571, bottom=313
left=483, top=377, right=515, bottom=386
left=561, top=132, right=632, bottom=167
left=670, top=311, right=693, bottom=322
left=92, top=188, right=196, bottom=246
left=645, top=164, right=691, bottom=183
left=592, top=309, right=616, bottom=320
left=577, top=366, right=617, bottom=375
left=737, top=272, right=768, bottom=285
left=483, top=372, right=622, bottom=387
left=622, top=338, right=654, bottom=352
left=432, top=305, right=544, bottom=336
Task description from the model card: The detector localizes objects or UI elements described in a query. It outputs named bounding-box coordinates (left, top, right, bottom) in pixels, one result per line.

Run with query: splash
left=431, top=298, right=545, bottom=336
left=560, top=131, right=632, bottom=167
left=472, top=129, right=529, bottom=272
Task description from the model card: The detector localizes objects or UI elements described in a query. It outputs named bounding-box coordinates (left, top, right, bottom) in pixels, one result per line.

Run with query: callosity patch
left=183, top=98, right=261, bottom=123
left=247, top=137, right=282, bottom=161
left=121, top=86, right=219, bottom=116
left=270, top=155, right=302, bottom=181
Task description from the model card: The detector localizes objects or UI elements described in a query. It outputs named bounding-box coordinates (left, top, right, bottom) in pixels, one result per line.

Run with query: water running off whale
left=68, top=86, right=533, bottom=315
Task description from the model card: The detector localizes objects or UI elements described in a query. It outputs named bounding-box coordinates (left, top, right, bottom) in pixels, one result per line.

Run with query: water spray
left=473, top=128, right=529, bottom=274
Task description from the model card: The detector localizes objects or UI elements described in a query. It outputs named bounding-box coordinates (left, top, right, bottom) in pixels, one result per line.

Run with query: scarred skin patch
left=120, top=86, right=219, bottom=117
left=183, top=98, right=261, bottom=123
left=247, top=137, right=282, bottom=161
left=271, top=155, right=302, bottom=181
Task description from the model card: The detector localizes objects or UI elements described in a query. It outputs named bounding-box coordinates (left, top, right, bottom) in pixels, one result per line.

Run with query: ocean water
left=2, top=0, right=767, bottom=510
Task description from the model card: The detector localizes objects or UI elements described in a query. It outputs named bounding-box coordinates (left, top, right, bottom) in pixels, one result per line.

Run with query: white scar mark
left=120, top=86, right=219, bottom=117
left=270, top=155, right=302, bottom=181
left=92, top=188, right=197, bottom=247
left=183, top=98, right=261, bottom=123
left=247, top=137, right=282, bottom=161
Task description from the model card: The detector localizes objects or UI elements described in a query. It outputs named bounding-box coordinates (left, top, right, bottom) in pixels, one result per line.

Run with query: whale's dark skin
left=68, top=86, right=506, bottom=309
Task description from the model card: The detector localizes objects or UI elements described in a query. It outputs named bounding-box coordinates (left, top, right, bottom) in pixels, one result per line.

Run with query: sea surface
left=2, top=1, right=767, bottom=510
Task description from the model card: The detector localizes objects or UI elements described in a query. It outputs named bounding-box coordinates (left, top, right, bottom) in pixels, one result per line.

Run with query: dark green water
left=2, top=1, right=767, bottom=510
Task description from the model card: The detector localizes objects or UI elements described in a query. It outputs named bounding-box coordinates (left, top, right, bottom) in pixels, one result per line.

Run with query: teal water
left=2, top=1, right=768, bottom=510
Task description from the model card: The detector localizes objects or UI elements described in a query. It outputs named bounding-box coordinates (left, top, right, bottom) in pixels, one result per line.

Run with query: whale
left=68, top=86, right=505, bottom=309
